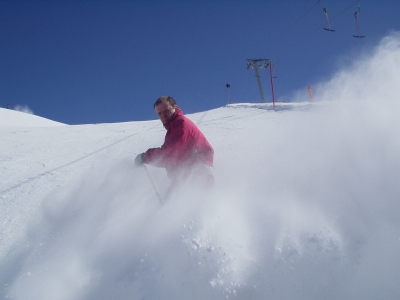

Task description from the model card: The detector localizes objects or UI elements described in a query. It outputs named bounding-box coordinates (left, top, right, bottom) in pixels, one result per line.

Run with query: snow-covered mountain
left=1, top=33, right=400, bottom=300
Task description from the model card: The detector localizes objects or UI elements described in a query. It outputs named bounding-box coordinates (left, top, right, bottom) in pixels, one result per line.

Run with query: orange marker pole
left=308, top=85, right=313, bottom=102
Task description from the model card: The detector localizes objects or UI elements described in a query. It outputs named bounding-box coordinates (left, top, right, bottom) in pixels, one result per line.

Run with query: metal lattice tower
left=246, top=59, right=270, bottom=103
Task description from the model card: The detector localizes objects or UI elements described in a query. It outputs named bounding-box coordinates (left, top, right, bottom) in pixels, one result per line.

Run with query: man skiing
left=135, top=96, right=214, bottom=188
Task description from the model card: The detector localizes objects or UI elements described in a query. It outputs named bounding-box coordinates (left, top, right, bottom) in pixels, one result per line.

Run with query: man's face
left=155, top=101, right=176, bottom=125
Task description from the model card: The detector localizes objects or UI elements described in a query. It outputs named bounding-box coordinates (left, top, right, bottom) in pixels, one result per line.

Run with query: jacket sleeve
left=143, top=127, right=187, bottom=168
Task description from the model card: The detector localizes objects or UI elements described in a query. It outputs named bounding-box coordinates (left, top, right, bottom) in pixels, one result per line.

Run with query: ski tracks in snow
left=0, top=121, right=160, bottom=258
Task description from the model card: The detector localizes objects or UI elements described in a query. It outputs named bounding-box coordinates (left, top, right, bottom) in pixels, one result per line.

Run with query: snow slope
left=0, top=108, right=65, bottom=127
left=1, top=32, right=400, bottom=300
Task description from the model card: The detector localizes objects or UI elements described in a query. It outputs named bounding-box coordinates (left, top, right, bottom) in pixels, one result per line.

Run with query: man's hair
left=154, top=96, right=177, bottom=108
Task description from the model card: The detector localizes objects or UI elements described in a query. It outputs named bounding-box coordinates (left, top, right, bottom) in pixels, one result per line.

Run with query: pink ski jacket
left=143, top=108, right=214, bottom=177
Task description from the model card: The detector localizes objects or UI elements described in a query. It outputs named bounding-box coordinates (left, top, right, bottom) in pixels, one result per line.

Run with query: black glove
left=135, top=153, right=145, bottom=167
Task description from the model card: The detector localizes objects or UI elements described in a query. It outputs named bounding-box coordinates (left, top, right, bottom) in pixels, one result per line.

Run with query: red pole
left=325, top=13, right=331, bottom=30
left=269, top=62, right=276, bottom=108
left=356, top=18, right=360, bottom=36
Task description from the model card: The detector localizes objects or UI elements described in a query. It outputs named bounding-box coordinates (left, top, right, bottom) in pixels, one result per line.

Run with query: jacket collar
left=164, top=108, right=183, bottom=129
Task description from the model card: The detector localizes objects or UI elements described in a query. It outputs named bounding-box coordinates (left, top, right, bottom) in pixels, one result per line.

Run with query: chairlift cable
left=329, top=0, right=360, bottom=23
left=274, top=0, right=360, bottom=62
left=265, top=2, right=319, bottom=53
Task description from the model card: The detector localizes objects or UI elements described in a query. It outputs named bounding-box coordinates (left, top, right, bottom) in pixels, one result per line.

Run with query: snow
left=0, top=108, right=65, bottom=127
left=1, top=32, right=400, bottom=299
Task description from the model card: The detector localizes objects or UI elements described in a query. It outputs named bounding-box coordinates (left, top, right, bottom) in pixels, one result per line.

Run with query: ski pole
left=143, top=164, right=163, bottom=204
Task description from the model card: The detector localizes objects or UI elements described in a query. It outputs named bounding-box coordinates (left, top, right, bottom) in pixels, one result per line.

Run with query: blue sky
left=1, top=0, right=399, bottom=124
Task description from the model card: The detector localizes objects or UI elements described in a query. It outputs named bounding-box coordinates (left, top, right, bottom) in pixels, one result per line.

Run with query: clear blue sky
left=1, top=0, right=398, bottom=124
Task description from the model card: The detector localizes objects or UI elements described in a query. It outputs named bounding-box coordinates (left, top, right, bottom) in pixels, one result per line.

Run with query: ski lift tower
left=246, top=58, right=270, bottom=103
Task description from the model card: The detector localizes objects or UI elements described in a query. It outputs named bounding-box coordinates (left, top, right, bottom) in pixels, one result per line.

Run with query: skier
left=135, top=96, right=214, bottom=191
